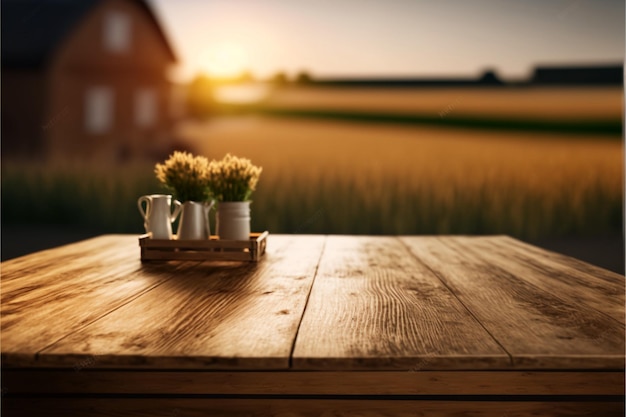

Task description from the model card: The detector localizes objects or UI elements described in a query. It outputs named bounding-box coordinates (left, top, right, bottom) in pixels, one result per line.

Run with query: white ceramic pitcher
left=177, top=201, right=215, bottom=240
left=137, top=194, right=182, bottom=239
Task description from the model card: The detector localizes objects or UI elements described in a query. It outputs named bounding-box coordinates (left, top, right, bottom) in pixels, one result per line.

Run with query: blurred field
left=1, top=161, right=160, bottom=233
left=256, top=86, right=623, bottom=120
left=2, top=87, right=623, bottom=271
left=175, top=116, right=622, bottom=238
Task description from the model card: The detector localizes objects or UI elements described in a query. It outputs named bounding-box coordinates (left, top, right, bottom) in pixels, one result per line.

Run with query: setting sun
left=200, top=41, right=249, bottom=79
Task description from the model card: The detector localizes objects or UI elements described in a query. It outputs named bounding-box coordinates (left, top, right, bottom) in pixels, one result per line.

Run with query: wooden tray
left=139, top=231, right=268, bottom=262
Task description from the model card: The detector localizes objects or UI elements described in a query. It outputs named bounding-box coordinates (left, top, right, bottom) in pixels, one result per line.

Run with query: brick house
left=2, top=0, right=180, bottom=161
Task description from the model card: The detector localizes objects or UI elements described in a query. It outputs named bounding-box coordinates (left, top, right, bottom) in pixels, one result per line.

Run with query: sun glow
left=212, top=83, right=271, bottom=104
left=201, top=42, right=249, bottom=79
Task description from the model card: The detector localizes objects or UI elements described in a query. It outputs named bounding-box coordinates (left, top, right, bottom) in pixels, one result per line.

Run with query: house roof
left=531, top=65, right=623, bottom=85
left=2, top=0, right=177, bottom=69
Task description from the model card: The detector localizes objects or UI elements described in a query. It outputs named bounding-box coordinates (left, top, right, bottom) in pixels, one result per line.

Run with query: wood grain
left=1, top=235, right=196, bottom=363
left=450, top=236, right=624, bottom=324
left=502, top=235, right=625, bottom=284
left=139, top=231, right=268, bottom=262
left=140, top=249, right=258, bottom=262
left=3, top=398, right=623, bottom=417
left=36, top=235, right=325, bottom=369
left=292, top=236, right=510, bottom=370
left=3, top=370, right=623, bottom=395
left=139, top=232, right=268, bottom=249
left=2, top=232, right=623, bottom=413
left=401, top=236, right=625, bottom=369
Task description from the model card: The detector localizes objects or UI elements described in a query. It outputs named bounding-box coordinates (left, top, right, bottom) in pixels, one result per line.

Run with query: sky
left=150, top=0, right=625, bottom=82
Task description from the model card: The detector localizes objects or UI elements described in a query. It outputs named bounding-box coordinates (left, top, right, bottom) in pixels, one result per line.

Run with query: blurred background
left=1, top=0, right=624, bottom=273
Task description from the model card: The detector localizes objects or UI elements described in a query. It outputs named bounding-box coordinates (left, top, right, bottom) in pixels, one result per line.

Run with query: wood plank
left=1, top=235, right=197, bottom=364
left=292, top=236, right=510, bottom=370
left=141, top=249, right=255, bottom=261
left=139, top=232, right=268, bottom=261
left=502, top=235, right=625, bottom=284
left=140, top=231, right=268, bottom=249
left=1, top=235, right=134, bottom=286
left=401, top=236, right=625, bottom=369
left=3, top=370, right=623, bottom=395
left=36, top=235, right=326, bottom=369
left=3, top=398, right=623, bottom=417
left=450, top=236, right=624, bottom=324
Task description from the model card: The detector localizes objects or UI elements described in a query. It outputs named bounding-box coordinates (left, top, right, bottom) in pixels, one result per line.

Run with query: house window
left=85, top=87, right=114, bottom=134
left=134, top=88, right=157, bottom=128
left=103, top=11, right=131, bottom=52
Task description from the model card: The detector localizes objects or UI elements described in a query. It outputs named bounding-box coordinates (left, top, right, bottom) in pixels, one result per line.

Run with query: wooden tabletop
left=2, top=234, right=623, bottom=371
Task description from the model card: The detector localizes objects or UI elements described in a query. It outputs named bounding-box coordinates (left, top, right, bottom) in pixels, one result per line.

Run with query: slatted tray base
left=139, top=231, right=268, bottom=262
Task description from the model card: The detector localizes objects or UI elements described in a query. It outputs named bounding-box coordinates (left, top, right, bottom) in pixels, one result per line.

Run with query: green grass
left=212, top=105, right=623, bottom=137
left=250, top=172, right=622, bottom=239
left=2, top=162, right=622, bottom=241
left=1, top=163, right=161, bottom=235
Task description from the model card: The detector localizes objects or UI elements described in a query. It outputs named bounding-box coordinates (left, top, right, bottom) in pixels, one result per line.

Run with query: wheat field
left=2, top=87, right=623, bottom=241
left=175, top=115, right=623, bottom=238
left=258, top=86, right=622, bottom=120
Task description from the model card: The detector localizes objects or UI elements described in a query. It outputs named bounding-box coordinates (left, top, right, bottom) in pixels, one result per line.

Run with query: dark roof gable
left=2, top=0, right=176, bottom=69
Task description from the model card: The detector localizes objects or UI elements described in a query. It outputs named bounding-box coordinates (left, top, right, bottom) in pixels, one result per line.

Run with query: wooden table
left=1, top=235, right=624, bottom=416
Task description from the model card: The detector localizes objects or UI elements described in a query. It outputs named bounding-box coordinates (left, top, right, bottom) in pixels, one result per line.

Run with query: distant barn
left=2, top=0, right=181, bottom=161
left=531, top=65, right=623, bottom=86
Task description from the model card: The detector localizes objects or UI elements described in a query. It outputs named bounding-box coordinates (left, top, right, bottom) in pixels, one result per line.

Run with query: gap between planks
left=287, top=235, right=328, bottom=369
left=397, top=236, right=516, bottom=367
left=33, top=235, right=326, bottom=370
left=291, top=235, right=511, bottom=370
left=399, top=235, right=624, bottom=369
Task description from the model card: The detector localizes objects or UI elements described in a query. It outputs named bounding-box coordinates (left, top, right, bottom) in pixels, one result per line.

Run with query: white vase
left=216, top=201, right=250, bottom=240
left=177, top=201, right=214, bottom=240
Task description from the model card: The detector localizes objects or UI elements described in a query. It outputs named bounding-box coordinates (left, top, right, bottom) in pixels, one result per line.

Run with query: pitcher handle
left=137, top=196, right=150, bottom=220
left=171, top=199, right=182, bottom=222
